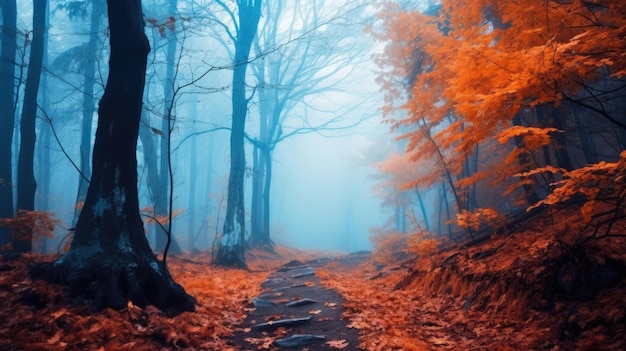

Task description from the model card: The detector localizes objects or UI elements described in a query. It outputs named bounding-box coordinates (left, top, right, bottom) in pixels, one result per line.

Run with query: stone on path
left=285, top=298, right=316, bottom=307
left=273, top=334, right=326, bottom=348
left=251, top=316, right=312, bottom=331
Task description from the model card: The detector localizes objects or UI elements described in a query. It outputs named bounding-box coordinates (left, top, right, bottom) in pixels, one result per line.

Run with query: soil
left=229, top=254, right=370, bottom=350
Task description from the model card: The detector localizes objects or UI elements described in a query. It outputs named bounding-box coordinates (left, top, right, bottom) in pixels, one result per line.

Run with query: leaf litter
left=1, top=213, right=625, bottom=350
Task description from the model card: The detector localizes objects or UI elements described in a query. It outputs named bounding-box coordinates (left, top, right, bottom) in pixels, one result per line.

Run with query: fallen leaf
left=309, top=309, right=322, bottom=315
left=326, top=339, right=349, bottom=349
left=47, top=331, right=62, bottom=344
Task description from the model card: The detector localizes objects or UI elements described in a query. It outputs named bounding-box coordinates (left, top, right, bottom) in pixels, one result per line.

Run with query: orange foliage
left=141, top=206, right=183, bottom=226
left=0, top=247, right=320, bottom=351
left=145, top=14, right=186, bottom=38
left=1, top=233, right=624, bottom=350
left=0, top=210, right=60, bottom=250
left=456, top=208, right=507, bottom=231
left=319, top=210, right=626, bottom=350
left=530, top=150, right=626, bottom=223
left=317, top=264, right=430, bottom=351
left=371, top=0, right=626, bottom=217
left=369, top=228, right=409, bottom=266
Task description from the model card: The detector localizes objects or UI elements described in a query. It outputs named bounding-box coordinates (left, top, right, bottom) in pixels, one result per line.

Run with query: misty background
left=9, top=0, right=394, bottom=254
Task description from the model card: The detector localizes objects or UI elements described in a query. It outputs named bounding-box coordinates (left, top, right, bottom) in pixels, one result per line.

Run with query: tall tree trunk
left=41, top=0, right=194, bottom=314
left=548, top=105, right=573, bottom=171
left=154, top=0, right=182, bottom=255
left=187, top=130, right=197, bottom=250
left=261, top=147, right=272, bottom=246
left=512, top=112, right=540, bottom=205
left=36, top=4, right=51, bottom=253
left=250, top=145, right=263, bottom=244
left=0, top=0, right=17, bottom=249
left=441, top=182, right=453, bottom=238
left=415, top=186, right=430, bottom=231
left=139, top=110, right=160, bottom=246
left=217, top=0, right=262, bottom=268
left=572, top=108, right=597, bottom=164
left=249, top=58, right=279, bottom=251
left=15, top=0, right=47, bottom=253
left=75, top=0, right=104, bottom=222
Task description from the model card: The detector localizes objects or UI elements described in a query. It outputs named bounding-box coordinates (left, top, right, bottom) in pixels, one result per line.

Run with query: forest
left=1, top=0, right=625, bottom=350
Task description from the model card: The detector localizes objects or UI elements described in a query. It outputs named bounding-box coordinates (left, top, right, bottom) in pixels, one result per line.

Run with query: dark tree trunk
left=138, top=111, right=182, bottom=254
left=14, top=0, right=46, bottom=253
left=512, top=112, right=540, bottom=205
left=0, top=0, right=17, bottom=249
left=415, top=186, right=430, bottom=231
left=187, top=128, right=197, bottom=250
left=75, top=0, right=105, bottom=223
left=36, top=4, right=51, bottom=253
left=40, top=0, right=195, bottom=314
left=139, top=110, right=158, bottom=245
left=248, top=144, right=273, bottom=251
left=548, top=106, right=573, bottom=171
left=248, top=58, right=279, bottom=251
left=216, top=0, right=262, bottom=268
left=149, top=0, right=182, bottom=256
left=250, top=145, right=263, bottom=244
left=572, top=108, right=597, bottom=164
left=261, top=147, right=273, bottom=246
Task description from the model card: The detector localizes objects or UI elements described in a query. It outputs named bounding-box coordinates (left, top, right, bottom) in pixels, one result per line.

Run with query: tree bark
left=39, top=0, right=195, bottom=314
left=155, top=0, right=178, bottom=253
left=0, top=0, right=17, bottom=249
left=15, top=0, right=47, bottom=253
left=216, top=0, right=262, bottom=268
left=74, top=0, right=104, bottom=224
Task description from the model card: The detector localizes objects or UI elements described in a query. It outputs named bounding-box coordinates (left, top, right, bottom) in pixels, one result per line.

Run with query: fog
left=271, top=130, right=387, bottom=252
left=4, top=0, right=393, bottom=255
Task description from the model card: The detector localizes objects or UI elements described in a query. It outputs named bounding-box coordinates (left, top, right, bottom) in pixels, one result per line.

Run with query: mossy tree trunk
left=43, top=0, right=195, bottom=315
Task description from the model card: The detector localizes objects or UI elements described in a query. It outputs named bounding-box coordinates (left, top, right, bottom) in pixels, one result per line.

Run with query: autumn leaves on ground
left=1, top=204, right=625, bottom=351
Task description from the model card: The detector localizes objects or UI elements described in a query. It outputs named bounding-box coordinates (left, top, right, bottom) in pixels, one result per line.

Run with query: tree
left=14, top=0, right=47, bottom=253
left=371, top=1, right=626, bottom=233
left=43, top=0, right=195, bottom=314
left=75, top=0, right=106, bottom=219
left=143, top=0, right=184, bottom=255
left=0, top=0, right=17, bottom=249
left=247, top=0, right=375, bottom=250
left=214, top=0, right=263, bottom=268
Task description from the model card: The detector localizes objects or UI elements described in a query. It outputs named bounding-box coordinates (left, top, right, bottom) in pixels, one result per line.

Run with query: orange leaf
left=326, top=339, right=349, bottom=349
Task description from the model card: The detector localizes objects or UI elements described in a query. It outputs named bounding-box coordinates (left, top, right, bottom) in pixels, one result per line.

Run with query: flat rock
left=286, top=266, right=315, bottom=278
left=251, top=316, right=312, bottom=331
left=285, top=298, right=316, bottom=307
left=278, top=260, right=306, bottom=271
left=252, top=297, right=275, bottom=307
left=274, top=334, right=326, bottom=348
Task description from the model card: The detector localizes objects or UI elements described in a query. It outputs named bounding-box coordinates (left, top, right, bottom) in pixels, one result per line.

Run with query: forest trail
left=229, top=255, right=369, bottom=350
left=1, top=222, right=625, bottom=351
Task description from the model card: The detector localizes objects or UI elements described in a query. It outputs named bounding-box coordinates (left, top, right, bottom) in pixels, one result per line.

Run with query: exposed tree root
left=32, top=250, right=196, bottom=316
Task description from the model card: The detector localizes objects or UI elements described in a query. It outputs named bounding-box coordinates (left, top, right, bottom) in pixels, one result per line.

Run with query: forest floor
left=1, top=205, right=625, bottom=350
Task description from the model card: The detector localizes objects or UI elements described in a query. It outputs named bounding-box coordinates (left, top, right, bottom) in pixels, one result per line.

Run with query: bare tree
left=212, top=0, right=263, bottom=268
left=248, top=0, right=374, bottom=249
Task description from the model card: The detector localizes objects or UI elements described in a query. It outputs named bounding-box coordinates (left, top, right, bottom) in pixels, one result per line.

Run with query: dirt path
left=229, top=257, right=365, bottom=350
